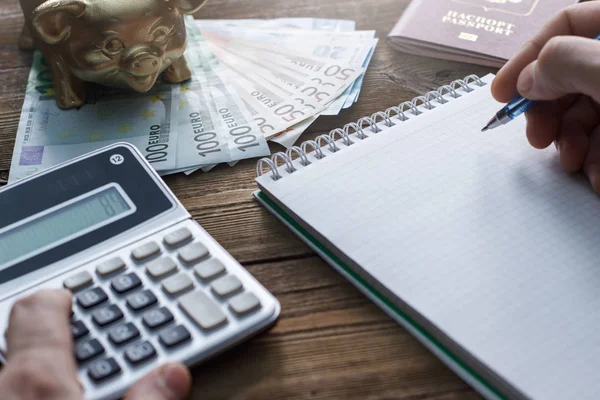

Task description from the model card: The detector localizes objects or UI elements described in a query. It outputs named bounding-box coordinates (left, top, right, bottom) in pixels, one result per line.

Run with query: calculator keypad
left=211, top=275, right=243, bottom=298
left=88, top=358, right=121, bottom=382
left=179, top=291, right=227, bottom=331
left=178, top=242, right=209, bottom=264
left=71, top=320, right=89, bottom=340
left=111, top=273, right=142, bottom=294
left=163, top=228, right=192, bottom=247
left=126, top=290, right=157, bottom=311
left=131, top=242, right=160, bottom=261
left=29, top=220, right=280, bottom=398
left=229, top=292, right=261, bottom=316
left=124, top=341, right=156, bottom=365
left=96, top=257, right=126, bottom=276
left=76, top=338, right=105, bottom=362
left=145, top=257, right=177, bottom=278
left=162, top=273, right=194, bottom=296
left=194, top=259, right=226, bottom=281
left=142, top=307, right=174, bottom=330
left=108, top=323, right=140, bottom=346
left=64, top=271, right=93, bottom=291
left=159, top=325, right=191, bottom=348
left=77, top=287, right=108, bottom=309
left=92, top=304, right=124, bottom=327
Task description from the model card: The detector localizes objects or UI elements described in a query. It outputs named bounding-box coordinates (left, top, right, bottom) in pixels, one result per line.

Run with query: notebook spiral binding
left=256, top=74, right=487, bottom=181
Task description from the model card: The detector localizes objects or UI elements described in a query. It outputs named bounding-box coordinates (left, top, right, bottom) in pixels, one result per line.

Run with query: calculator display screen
left=0, top=186, right=133, bottom=267
left=0, top=144, right=175, bottom=286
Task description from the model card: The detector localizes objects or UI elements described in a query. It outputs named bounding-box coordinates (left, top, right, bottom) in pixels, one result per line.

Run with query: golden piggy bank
left=19, top=0, right=207, bottom=109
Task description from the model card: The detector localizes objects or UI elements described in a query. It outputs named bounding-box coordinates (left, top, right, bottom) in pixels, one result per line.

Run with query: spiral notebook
left=253, top=73, right=600, bottom=400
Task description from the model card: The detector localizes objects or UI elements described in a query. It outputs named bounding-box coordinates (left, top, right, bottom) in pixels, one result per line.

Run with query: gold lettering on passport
left=451, top=0, right=540, bottom=17
left=458, top=32, right=478, bottom=42
left=442, top=11, right=516, bottom=36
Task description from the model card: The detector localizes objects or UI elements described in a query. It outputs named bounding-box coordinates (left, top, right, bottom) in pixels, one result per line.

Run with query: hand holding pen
left=486, top=2, right=600, bottom=194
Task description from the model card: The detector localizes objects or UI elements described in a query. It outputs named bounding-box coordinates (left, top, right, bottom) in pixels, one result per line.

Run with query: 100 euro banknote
left=9, top=52, right=180, bottom=184
left=168, top=20, right=271, bottom=174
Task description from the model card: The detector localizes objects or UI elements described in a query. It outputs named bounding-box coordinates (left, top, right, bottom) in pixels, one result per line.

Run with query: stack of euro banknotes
left=8, top=17, right=377, bottom=184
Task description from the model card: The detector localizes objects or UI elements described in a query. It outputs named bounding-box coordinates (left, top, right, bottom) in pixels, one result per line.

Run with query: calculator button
left=163, top=228, right=192, bottom=247
left=159, top=325, right=191, bottom=348
left=194, top=259, right=226, bottom=281
left=88, top=358, right=121, bottom=382
left=146, top=257, right=177, bottom=279
left=132, top=242, right=160, bottom=261
left=76, top=287, right=108, bottom=309
left=96, top=257, right=126, bottom=276
left=229, top=292, right=261, bottom=316
left=108, top=323, right=140, bottom=346
left=111, top=273, right=142, bottom=294
left=92, top=305, right=124, bottom=327
left=178, top=242, right=209, bottom=264
left=211, top=275, right=243, bottom=298
left=162, top=273, right=194, bottom=296
left=126, top=290, right=158, bottom=311
left=75, top=338, right=104, bottom=362
left=124, top=341, right=157, bottom=365
left=179, top=291, right=227, bottom=331
left=63, top=271, right=93, bottom=292
left=71, top=320, right=89, bottom=340
left=142, top=307, right=174, bottom=330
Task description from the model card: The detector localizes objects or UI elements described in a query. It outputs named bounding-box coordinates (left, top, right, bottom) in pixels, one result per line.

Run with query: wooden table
left=0, top=0, right=496, bottom=398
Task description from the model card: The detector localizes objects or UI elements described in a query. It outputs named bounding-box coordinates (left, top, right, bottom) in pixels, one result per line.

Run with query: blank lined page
left=257, top=74, right=600, bottom=400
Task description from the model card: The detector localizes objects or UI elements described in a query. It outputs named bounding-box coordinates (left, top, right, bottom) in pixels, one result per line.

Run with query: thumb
left=125, top=363, right=191, bottom=400
left=517, top=36, right=600, bottom=102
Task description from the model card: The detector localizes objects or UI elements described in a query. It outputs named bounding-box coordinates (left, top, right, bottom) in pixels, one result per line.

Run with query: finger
left=557, top=96, right=599, bottom=172
left=523, top=95, right=575, bottom=149
left=515, top=37, right=600, bottom=102
left=4, top=289, right=81, bottom=399
left=124, top=363, right=191, bottom=400
left=492, top=2, right=600, bottom=102
left=6, top=289, right=74, bottom=363
left=584, top=125, right=600, bottom=194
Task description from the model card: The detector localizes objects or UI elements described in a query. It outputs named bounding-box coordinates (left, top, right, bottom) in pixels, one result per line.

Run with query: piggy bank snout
left=116, top=46, right=165, bottom=92
left=124, top=48, right=162, bottom=76
left=132, top=55, right=159, bottom=73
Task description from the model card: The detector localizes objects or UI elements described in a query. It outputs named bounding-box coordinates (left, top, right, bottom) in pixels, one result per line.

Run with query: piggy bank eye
left=105, top=39, right=124, bottom=55
left=153, top=28, right=170, bottom=45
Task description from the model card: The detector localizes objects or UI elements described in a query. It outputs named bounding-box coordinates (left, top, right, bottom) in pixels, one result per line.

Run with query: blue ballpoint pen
left=482, top=33, right=600, bottom=132
left=481, top=95, right=533, bottom=131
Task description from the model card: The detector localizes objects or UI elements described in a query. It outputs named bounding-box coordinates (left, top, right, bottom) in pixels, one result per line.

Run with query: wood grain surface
left=0, top=0, right=497, bottom=398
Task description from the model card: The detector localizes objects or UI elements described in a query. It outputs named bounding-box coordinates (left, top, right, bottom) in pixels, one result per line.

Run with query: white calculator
left=0, top=143, right=281, bottom=400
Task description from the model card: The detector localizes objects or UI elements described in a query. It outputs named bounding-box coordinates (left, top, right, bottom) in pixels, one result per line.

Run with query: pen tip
left=481, top=126, right=489, bottom=132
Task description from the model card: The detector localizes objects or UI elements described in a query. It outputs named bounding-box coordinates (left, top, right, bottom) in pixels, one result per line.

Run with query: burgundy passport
left=388, top=0, right=580, bottom=67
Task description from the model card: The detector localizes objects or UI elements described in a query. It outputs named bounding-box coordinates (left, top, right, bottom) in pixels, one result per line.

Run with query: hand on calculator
left=0, top=289, right=191, bottom=400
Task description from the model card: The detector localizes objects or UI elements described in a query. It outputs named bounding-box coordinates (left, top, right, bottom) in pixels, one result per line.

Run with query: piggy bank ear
left=32, top=0, right=86, bottom=45
left=173, top=0, right=207, bottom=14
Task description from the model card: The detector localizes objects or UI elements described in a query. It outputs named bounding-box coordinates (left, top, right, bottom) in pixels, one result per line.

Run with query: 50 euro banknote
left=194, top=17, right=356, bottom=32
left=197, top=21, right=376, bottom=115
left=205, top=37, right=364, bottom=138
